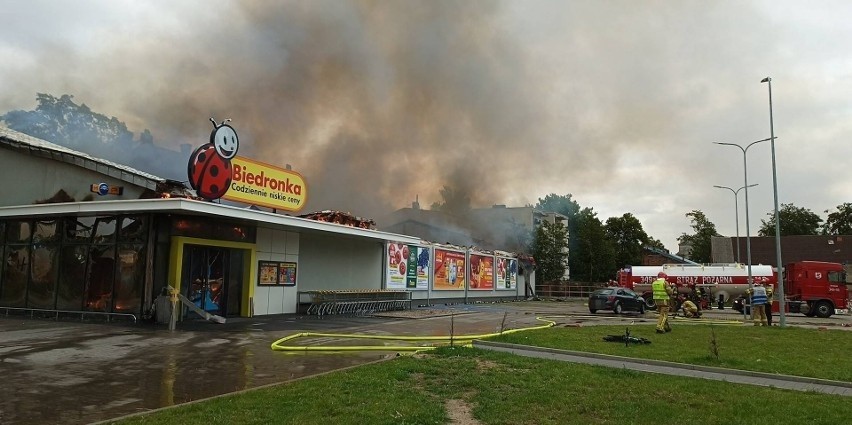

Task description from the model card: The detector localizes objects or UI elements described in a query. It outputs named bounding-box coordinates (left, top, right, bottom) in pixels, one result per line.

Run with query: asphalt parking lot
left=1, top=299, right=849, bottom=425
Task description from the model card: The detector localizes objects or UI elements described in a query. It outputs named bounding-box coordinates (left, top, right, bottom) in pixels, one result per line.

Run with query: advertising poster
left=469, top=253, right=494, bottom=290
left=258, top=261, right=278, bottom=285
left=433, top=248, right=466, bottom=290
left=258, top=261, right=297, bottom=286
left=387, top=243, right=428, bottom=290
left=496, top=257, right=518, bottom=290
left=279, top=262, right=297, bottom=286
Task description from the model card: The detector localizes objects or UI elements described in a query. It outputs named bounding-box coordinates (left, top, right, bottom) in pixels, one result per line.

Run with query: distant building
left=641, top=246, right=695, bottom=266
left=711, top=235, right=852, bottom=279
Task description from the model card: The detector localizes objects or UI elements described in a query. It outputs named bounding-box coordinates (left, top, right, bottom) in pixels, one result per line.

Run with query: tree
left=531, top=220, right=569, bottom=284
left=677, top=210, right=719, bottom=263
left=430, top=185, right=471, bottom=216
left=535, top=194, right=583, bottom=279
left=605, top=213, right=650, bottom=268
left=757, top=203, right=822, bottom=236
left=2, top=93, right=137, bottom=148
left=822, top=203, right=852, bottom=235
left=571, top=208, right=616, bottom=282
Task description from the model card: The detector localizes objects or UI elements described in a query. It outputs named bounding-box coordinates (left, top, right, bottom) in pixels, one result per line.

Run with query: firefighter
left=763, top=277, right=775, bottom=326
left=652, top=271, right=673, bottom=333
left=681, top=299, right=701, bottom=318
left=747, top=279, right=769, bottom=326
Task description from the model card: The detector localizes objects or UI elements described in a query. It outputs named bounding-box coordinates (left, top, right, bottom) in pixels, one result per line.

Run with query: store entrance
left=181, top=245, right=243, bottom=318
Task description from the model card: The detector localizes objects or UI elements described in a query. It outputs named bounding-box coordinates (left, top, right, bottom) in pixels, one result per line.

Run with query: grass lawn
left=110, top=330, right=852, bottom=425
left=488, top=323, right=852, bottom=382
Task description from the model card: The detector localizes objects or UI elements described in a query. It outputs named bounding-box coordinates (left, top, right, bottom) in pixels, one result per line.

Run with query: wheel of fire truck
left=813, top=301, right=834, bottom=318
left=643, top=295, right=656, bottom=309
left=614, top=302, right=623, bottom=314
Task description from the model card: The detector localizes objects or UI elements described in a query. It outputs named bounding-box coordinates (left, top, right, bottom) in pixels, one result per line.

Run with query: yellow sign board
left=222, top=156, right=307, bottom=211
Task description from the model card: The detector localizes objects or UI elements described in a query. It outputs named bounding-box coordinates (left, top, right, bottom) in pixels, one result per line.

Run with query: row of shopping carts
left=300, top=290, right=412, bottom=317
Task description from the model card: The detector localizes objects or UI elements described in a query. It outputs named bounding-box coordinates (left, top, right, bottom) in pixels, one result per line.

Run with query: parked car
left=588, top=287, right=646, bottom=314
left=732, top=295, right=749, bottom=314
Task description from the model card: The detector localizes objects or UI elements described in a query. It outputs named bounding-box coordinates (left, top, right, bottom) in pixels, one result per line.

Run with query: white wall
left=253, top=226, right=300, bottom=315
left=299, top=234, right=384, bottom=291
left=0, top=150, right=148, bottom=205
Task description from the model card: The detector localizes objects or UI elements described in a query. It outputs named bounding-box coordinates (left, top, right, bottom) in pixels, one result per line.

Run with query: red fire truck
left=616, top=261, right=848, bottom=318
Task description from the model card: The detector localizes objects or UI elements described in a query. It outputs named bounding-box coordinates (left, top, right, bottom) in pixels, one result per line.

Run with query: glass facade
left=0, top=213, right=255, bottom=318
left=0, top=215, right=149, bottom=315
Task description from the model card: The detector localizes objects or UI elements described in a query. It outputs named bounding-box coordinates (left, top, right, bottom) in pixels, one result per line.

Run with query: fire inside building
left=0, top=125, right=535, bottom=324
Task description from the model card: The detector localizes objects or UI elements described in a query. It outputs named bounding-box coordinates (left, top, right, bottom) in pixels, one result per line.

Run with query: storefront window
left=28, top=244, right=59, bottom=309
left=84, top=245, right=115, bottom=312
left=93, top=217, right=117, bottom=244
left=56, top=245, right=88, bottom=311
left=113, top=244, right=145, bottom=314
left=1, top=245, right=29, bottom=307
left=119, top=216, right=148, bottom=244
left=64, top=217, right=95, bottom=243
left=33, top=220, right=61, bottom=244
left=5, top=221, right=32, bottom=244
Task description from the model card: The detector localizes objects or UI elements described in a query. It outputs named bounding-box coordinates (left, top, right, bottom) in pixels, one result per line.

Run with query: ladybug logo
left=187, top=118, right=240, bottom=200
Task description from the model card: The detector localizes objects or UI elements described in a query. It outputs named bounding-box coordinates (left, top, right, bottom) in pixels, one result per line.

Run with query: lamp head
left=761, top=77, right=771, bottom=83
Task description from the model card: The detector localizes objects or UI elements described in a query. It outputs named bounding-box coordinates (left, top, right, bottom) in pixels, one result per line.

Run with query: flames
left=298, top=210, right=376, bottom=229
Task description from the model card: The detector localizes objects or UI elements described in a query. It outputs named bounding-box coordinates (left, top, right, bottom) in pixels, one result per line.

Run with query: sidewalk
left=473, top=340, right=852, bottom=397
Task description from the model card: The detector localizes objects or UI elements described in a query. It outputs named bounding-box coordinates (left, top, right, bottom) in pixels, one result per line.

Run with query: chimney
left=412, top=195, right=420, bottom=210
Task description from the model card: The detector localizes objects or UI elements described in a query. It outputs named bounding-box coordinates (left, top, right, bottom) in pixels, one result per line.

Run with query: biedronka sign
left=187, top=119, right=306, bottom=212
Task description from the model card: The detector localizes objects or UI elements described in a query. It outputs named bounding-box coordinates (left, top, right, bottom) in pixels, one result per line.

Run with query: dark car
left=588, top=287, right=646, bottom=314
left=732, top=295, right=750, bottom=314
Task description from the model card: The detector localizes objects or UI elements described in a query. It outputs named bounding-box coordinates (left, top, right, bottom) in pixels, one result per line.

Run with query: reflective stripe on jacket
left=751, top=286, right=768, bottom=305
left=652, top=278, right=669, bottom=300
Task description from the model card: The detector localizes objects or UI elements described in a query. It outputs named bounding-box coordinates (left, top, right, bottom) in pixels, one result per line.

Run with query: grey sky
left=2, top=0, right=851, bottom=253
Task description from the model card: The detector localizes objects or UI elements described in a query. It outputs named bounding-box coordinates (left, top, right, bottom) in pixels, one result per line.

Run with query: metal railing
left=0, top=306, right=138, bottom=323
left=535, top=283, right=604, bottom=299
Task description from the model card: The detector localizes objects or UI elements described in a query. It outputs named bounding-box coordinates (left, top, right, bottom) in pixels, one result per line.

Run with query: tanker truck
left=616, top=263, right=774, bottom=308
left=617, top=261, right=848, bottom=318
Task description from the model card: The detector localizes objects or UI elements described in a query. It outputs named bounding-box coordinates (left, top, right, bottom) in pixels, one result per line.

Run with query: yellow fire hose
left=270, top=316, right=557, bottom=353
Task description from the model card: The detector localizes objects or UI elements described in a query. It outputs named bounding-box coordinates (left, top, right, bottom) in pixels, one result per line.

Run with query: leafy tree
left=571, top=207, right=616, bottom=282
left=2, top=93, right=138, bottom=148
left=757, top=203, right=822, bottom=236
left=677, top=210, right=719, bottom=263
left=822, top=203, right=852, bottom=235
left=531, top=220, right=569, bottom=283
left=535, top=193, right=583, bottom=279
left=430, top=185, right=471, bottom=216
left=645, top=237, right=667, bottom=251
left=535, top=193, right=581, bottom=218
left=605, top=213, right=650, bottom=268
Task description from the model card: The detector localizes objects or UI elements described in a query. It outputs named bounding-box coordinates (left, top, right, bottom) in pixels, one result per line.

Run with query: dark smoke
left=3, top=1, right=573, bottom=223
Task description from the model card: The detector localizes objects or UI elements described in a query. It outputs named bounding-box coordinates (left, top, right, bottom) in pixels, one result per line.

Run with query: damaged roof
left=0, top=126, right=165, bottom=191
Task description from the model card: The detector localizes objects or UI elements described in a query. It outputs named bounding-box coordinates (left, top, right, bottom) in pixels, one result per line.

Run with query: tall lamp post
left=761, top=76, right=785, bottom=327
left=714, top=137, right=775, bottom=319
left=713, top=184, right=758, bottom=264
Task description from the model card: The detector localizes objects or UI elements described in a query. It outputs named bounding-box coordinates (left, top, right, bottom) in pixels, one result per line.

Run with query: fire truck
left=616, top=261, right=848, bottom=318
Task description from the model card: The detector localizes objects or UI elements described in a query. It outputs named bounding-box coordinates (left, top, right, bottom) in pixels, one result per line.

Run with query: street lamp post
left=714, top=137, right=775, bottom=320
left=762, top=76, right=786, bottom=327
left=713, top=184, right=758, bottom=264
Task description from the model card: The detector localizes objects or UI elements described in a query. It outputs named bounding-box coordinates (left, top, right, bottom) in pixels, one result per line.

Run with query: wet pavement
left=0, top=300, right=849, bottom=425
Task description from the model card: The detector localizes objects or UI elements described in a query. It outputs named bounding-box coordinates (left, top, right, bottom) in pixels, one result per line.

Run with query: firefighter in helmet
left=747, top=279, right=769, bottom=326
left=652, top=271, right=674, bottom=333
left=762, top=277, right=775, bottom=326
left=681, top=299, right=701, bottom=318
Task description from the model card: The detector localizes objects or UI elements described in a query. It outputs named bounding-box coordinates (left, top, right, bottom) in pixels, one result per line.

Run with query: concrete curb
left=472, top=340, right=852, bottom=389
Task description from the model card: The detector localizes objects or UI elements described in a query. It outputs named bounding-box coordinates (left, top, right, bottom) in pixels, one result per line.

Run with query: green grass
left=110, top=341, right=852, bottom=425
left=488, top=323, right=852, bottom=382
